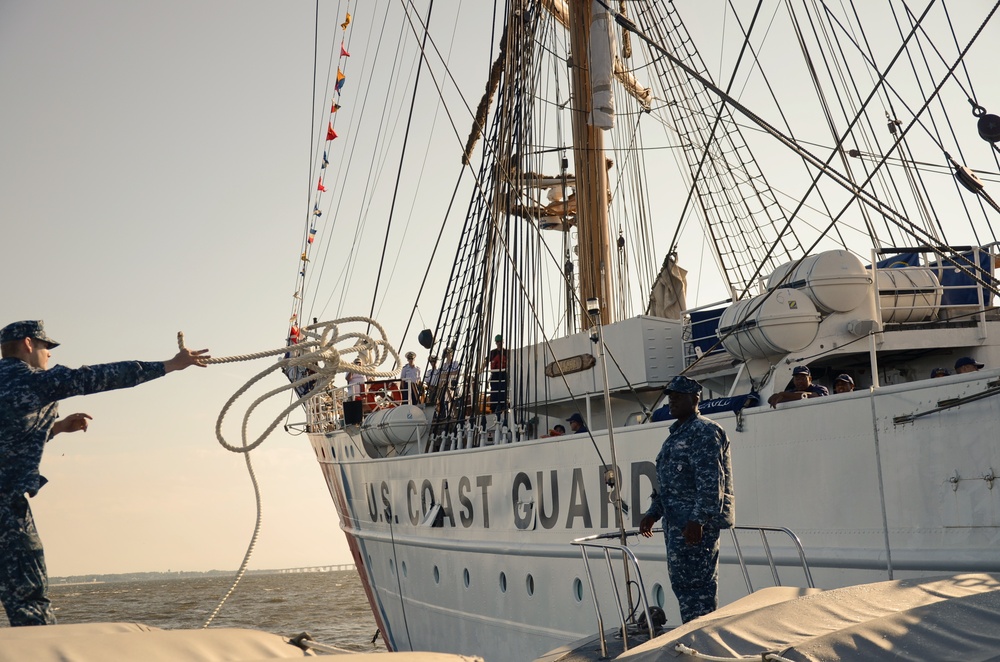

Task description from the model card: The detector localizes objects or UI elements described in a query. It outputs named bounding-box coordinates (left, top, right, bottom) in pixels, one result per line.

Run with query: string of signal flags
left=289, top=8, right=352, bottom=345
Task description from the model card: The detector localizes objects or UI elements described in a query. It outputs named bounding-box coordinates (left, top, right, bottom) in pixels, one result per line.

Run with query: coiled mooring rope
left=190, top=316, right=401, bottom=628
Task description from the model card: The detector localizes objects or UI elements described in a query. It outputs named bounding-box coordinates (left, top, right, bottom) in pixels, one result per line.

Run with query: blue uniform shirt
left=645, top=413, right=735, bottom=529
left=0, top=357, right=166, bottom=496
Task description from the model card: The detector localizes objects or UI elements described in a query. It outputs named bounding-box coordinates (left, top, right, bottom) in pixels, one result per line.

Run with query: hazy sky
left=0, top=1, right=354, bottom=576
left=2, top=0, right=997, bottom=580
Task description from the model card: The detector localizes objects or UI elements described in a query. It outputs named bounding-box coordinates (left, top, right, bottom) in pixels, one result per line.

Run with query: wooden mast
left=567, top=0, right=614, bottom=326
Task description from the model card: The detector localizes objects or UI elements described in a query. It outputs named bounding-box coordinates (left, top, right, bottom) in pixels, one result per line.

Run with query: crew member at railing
left=346, top=358, right=366, bottom=400
left=400, top=351, right=421, bottom=404
left=423, top=355, right=440, bottom=404
left=833, top=374, right=855, bottom=394
left=639, top=375, right=735, bottom=624
left=955, top=356, right=984, bottom=374
left=767, top=365, right=828, bottom=407
left=567, top=412, right=588, bottom=434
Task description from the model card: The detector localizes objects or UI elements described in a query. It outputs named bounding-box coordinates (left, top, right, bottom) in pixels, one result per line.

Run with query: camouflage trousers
left=0, top=494, right=55, bottom=626
left=665, top=522, right=721, bottom=624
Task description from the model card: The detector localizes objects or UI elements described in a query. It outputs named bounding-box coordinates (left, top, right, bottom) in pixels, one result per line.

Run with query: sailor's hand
left=51, top=413, right=93, bottom=436
left=639, top=514, right=657, bottom=538
left=165, top=347, right=211, bottom=372
left=683, top=520, right=703, bottom=545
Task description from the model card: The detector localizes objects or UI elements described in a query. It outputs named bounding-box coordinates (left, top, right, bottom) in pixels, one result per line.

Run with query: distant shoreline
left=51, top=565, right=356, bottom=586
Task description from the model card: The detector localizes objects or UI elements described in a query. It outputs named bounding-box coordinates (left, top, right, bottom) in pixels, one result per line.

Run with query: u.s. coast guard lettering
left=363, top=461, right=656, bottom=530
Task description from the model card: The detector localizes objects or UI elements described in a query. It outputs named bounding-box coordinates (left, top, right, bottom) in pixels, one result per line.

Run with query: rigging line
left=941, top=0, right=979, bottom=99
left=900, top=2, right=996, bottom=243
left=615, top=0, right=1000, bottom=300
left=664, top=0, right=763, bottom=272
left=795, top=0, right=875, bottom=246
left=362, top=0, right=432, bottom=326
left=847, top=150, right=1000, bottom=182
left=376, top=4, right=464, bottom=331
left=820, top=0, right=994, bottom=170
left=302, top=0, right=356, bottom=319
left=336, top=36, right=423, bottom=316
left=384, top=504, right=414, bottom=651
left=308, top=2, right=396, bottom=320
left=291, top=0, right=327, bottom=329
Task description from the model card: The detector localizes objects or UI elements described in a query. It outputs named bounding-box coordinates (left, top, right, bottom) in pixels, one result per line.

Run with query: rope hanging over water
left=182, top=316, right=399, bottom=628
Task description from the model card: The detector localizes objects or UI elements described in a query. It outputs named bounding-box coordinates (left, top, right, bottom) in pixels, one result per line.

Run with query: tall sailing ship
left=286, top=1, right=1000, bottom=659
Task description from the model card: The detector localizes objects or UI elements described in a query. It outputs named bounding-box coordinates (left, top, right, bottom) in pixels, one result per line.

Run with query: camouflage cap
left=0, top=320, right=60, bottom=348
left=664, top=375, right=702, bottom=394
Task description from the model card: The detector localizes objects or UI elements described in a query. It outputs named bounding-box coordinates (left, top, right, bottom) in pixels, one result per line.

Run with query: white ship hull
left=306, top=363, right=1000, bottom=660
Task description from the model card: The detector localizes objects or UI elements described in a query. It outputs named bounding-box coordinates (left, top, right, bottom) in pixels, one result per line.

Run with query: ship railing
left=872, top=245, right=998, bottom=337
left=304, top=386, right=346, bottom=433
left=572, top=525, right=814, bottom=657
left=571, top=530, right=658, bottom=658
left=727, top=525, right=815, bottom=593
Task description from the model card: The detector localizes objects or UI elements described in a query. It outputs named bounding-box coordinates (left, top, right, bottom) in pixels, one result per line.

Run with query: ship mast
left=567, top=1, right=614, bottom=326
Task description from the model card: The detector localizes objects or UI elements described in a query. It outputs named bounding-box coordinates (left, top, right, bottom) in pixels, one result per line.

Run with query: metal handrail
left=571, top=531, right=658, bottom=659
left=728, top=525, right=815, bottom=593
left=572, top=525, right=815, bottom=658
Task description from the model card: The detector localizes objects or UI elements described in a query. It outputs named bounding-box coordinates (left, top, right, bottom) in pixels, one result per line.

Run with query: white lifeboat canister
left=876, top=267, right=942, bottom=323
left=360, top=405, right=429, bottom=449
left=766, top=250, right=871, bottom=313
left=718, top=288, right=820, bottom=360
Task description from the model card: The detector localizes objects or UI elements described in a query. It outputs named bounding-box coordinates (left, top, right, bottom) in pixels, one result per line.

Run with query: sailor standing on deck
left=400, top=351, right=421, bottom=404
left=640, top=375, right=735, bottom=624
left=0, top=320, right=209, bottom=627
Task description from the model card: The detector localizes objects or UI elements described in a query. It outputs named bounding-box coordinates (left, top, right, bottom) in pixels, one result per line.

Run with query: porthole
left=389, top=558, right=395, bottom=575
left=652, top=583, right=665, bottom=608
left=499, top=572, right=507, bottom=593
left=573, top=577, right=584, bottom=602
left=526, top=574, right=535, bottom=596
left=401, top=561, right=407, bottom=577
left=433, top=565, right=440, bottom=584
left=463, top=568, right=470, bottom=588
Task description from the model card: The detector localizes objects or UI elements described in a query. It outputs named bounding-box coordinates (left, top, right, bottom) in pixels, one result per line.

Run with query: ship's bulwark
left=309, top=370, right=1000, bottom=660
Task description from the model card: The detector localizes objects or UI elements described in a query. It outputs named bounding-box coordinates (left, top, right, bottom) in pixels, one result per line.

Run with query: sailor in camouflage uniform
left=0, top=320, right=209, bottom=626
left=640, top=375, right=734, bottom=623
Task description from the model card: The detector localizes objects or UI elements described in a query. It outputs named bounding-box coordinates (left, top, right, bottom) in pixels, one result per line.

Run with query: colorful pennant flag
left=308, top=228, right=318, bottom=243
left=301, top=252, right=310, bottom=262
left=317, top=178, right=326, bottom=192
left=322, top=151, right=329, bottom=168
left=341, top=13, right=351, bottom=30
left=331, top=102, right=341, bottom=113
left=327, top=123, right=338, bottom=141
left=313, top=204, right=322, bottom=217
left=336, top=69, right=346, bottom=92
left=341, top=43, right=351, bottom=57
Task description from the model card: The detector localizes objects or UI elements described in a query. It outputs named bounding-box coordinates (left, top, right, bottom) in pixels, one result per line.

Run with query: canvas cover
left=618, top=574, right=1000, bottom=661
left=0, top=621, right=484, bottom=661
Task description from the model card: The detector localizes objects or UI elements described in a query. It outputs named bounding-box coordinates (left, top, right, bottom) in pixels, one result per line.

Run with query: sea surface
left=38, top=570, right=385, bottom=653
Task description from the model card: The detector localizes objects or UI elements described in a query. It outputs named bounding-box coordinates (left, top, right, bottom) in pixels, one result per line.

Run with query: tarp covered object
left=618, top=574, right=1000, bottom=661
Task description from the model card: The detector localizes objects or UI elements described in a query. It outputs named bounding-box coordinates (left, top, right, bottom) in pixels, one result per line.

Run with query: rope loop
left=179, top=316, right=400, bottom=454
left=969, top=98, right=986, bottom=117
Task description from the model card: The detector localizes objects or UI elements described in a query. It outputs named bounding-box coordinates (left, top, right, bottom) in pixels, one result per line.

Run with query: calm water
left=41, top=571, right=385, bottom=653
